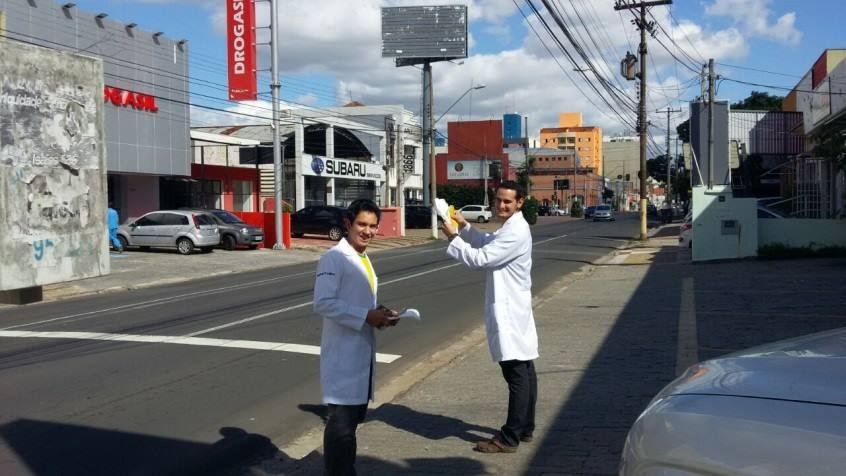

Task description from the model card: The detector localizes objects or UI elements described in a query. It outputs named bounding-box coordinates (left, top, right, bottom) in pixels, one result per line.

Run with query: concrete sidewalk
left=247, top=231, right=846, bottom=476
left=27, top=227, right=455, bottom=303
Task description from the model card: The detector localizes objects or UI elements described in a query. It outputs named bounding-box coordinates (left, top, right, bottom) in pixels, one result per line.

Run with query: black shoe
left=520, top=435, right=533, bottom=443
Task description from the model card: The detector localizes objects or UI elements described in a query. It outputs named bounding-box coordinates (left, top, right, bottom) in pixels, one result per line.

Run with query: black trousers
left=324, top=404, right=367, bottom=476
left=498, top=359, right=538, bottom=447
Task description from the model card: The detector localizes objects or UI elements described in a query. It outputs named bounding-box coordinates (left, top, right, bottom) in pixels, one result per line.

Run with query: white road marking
left=534, top=234, right=568, bottom=246
left=2, top=271, right=317, bottom=331
left=676, top=277, right=699, bottom=376
left=0, top=330, right=402, bottom=363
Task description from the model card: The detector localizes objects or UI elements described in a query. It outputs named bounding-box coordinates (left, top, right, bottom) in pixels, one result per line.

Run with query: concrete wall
left=0, top=40, right=108, bottom=290
left=759, top=219, right=846, bottom=248
left=691, top=185, right=758, bottom=262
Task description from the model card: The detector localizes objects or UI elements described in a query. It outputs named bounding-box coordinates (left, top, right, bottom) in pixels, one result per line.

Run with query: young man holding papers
left=441, top=180, right=539, bottom=454
left=314, top=199, right=398, bottom=475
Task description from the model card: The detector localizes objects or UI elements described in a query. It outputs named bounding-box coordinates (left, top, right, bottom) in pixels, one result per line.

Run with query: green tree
left=812, top=122, right=846, bottom=173
left=516, top=156, right=535, bottom=196
left=730, top=91, right=783, bottom=110
left=646, top=155, right=670, bottom=183
left=569, top=199, right=583, bottom=218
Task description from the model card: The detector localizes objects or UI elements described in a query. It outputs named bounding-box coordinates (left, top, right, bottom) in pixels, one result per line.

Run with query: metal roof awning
left=190, top=130, right=261, bottom=146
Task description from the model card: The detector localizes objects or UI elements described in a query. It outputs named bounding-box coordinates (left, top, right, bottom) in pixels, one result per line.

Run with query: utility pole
left=269, top=0, right=285, bottom=250
left=657, top=106, right=680, bottom=203
left=707, top=58, right=715, bottom=190
left=524, top=116, right=531, bottom=196
left=615, top=0, right=671, bottom=241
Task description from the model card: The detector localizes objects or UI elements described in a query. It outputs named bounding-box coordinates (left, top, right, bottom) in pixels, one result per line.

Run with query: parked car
left=583, top=206, right=597, bottom=220
left=550, top=207, right=567, bottom=216
left=405, top=205, right=443, bottom=229
left=181, top=208, right=264, bottom=250
left=646, top=203, right=658, bottom=218
left=537, top=205, right=551, bottom=216
left=678, top=211, right=692, bottom=248
left=592, top=205, right=614, bottom=221
left=458, top=204, right=492, bottom=223
left=620, top=327, right=846, bottom=476
left=290, top=205, right=348, bottom=240
left=117, top=210, right=219, bottom=255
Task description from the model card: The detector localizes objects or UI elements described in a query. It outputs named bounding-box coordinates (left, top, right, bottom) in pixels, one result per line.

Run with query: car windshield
left=597, top=206, right=610, bottom=211
left=212, top=210, right=244, bottom=224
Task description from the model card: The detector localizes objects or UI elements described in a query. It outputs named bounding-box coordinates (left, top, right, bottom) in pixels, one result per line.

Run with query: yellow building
left=539, top=112, right=603, bottom=176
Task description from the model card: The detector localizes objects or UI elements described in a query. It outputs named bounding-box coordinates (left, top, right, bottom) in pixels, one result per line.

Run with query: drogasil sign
left=103, top=86, right=158, bottom=113
left=226, top=0, right=256, bottom=100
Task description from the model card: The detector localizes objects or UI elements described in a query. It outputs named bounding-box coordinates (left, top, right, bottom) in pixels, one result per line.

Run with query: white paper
left=433, top=198, right=451, bottom=222
left=389, top=308, right=421, bottom=321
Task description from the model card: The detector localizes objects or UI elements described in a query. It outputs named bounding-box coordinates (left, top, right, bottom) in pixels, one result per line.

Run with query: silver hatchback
left=117, top=210, right=220, bottom=255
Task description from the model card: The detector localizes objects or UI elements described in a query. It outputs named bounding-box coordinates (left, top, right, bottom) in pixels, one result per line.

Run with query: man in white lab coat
left=313, top=199, right=398, bottom=475
left=441, top=180, right=538, bottom=453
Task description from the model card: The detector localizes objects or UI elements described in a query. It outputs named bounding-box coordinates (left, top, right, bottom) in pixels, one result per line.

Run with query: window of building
left=233, top=180, right=253, bottom=212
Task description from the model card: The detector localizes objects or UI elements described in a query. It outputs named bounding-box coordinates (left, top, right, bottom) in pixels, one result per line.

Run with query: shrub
left=522, top=196, right=539, bottom=225
left=570, top=200, right=583, bottom=218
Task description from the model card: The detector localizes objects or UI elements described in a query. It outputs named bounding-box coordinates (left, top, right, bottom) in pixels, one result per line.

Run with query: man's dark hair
left=347, top=199, right=381, bottom=223
left=497, top=180, right=525, bottom=200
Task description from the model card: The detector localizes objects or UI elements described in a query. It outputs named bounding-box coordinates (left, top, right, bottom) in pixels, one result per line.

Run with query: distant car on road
left=181, top=208, right=264, bottom=250
left=458, top=204, right=492, bottom=223
left=583, top=206, right=597, bottom=220
left=537, top=205, right=551, bottom=216
left=290, top=205, right=348, bottom=241
left=117, top=210, right=219, bottom=255
left=592, top=204, right=615, bottom=221
left=620, top=327, right=846, bottom=476
left=550, top=207, right=567, bottom=216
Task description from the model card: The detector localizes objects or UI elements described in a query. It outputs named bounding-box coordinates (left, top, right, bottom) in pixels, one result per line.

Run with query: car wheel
left=176, top=237, right=194, bottom=255
left=476, top=216, right=485, bottom=223
left=222, top=234, right=237, bottom=251
left=328, top=225, right=343, bottom=241
left=117, top=235, right=129, bottom=251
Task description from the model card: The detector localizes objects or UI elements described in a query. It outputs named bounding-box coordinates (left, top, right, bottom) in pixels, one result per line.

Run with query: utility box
left=0, top=39, right=108, bottom=293
left=691, top=185, right=758, bottom=262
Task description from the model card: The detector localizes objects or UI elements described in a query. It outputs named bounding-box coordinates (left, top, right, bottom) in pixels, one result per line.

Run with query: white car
left=458, top=204, right=492, bottom=223
left=592, top=205, right=615, bottom=221
left=550, top=207, right=568, bottom=216
left=679, top=211, right=692, bottom=248
left=620, top=327, right=846, bottom=476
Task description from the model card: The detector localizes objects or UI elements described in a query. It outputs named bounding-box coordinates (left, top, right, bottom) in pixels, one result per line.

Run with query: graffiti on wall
left=0, top=39, right=107, bottom=290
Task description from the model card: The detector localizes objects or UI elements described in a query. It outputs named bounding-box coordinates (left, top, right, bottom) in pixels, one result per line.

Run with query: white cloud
left=705, top=0, right=802, bottom=46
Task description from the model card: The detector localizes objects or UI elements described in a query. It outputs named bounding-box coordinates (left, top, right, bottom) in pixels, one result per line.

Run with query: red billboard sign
left=227, top=0, right=257, bottom=100
left=103, top=86, right=158, bottom=113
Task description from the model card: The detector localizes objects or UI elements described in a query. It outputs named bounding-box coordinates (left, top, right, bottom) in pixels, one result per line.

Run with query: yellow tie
left=359, top=253, right=375, bottom=293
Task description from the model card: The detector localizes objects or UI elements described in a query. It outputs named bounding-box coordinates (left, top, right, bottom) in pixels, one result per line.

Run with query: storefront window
left=233, top=180, right=252, bottom=212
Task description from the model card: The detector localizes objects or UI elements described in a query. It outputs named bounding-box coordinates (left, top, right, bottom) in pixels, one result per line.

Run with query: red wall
left=436, top=120, right=510, bottom=187
left=191, top=163, right=260, bottom=212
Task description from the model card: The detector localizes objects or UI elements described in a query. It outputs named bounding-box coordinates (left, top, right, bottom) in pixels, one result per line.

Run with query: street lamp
left=427, top=83, right=487, bottom=238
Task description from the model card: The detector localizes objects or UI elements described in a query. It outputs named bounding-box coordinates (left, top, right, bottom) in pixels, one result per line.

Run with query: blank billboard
left=381, top=5, right=468, bottom=61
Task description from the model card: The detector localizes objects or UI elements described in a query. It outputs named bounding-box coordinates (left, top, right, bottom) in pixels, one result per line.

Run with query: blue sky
left=66, top=0, right=840, bottom=148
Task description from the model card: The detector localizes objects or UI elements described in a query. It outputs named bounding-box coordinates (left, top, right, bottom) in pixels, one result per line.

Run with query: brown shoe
left=474, top=438, right=517, bottom=453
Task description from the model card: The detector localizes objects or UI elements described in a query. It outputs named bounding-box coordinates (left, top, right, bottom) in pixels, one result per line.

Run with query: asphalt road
left=0, top=214, right=638, bottom=475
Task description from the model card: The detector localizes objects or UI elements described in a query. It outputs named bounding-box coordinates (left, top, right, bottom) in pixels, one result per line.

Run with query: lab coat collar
left=337, top=237, right=362, bottom=257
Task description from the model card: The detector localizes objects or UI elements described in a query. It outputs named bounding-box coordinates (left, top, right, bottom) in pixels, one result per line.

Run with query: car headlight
left=240, top=227, right=249, bottom=234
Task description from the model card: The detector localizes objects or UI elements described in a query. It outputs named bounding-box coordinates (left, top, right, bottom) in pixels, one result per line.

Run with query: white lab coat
left=447, top=212, right=538, bottom=362
left=313, top=238, right=378, bottom=405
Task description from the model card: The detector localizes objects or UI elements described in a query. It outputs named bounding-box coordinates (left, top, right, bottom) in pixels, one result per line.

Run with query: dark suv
left=291, top=205, right=348, bottom=240
left=181, top=208, right=264, bottom=250
left=405, top=205, right=443, bottom=229
left=537, top=205, right=550, bottom=216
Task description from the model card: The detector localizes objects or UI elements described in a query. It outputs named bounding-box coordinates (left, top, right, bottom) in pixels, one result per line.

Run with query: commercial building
left=0, top=0, right=190, bottom=220
left=602, top=137, right=639, bottom=211
left=783, top=49, right=846, bottom=218
left=189, top=104, right=422, bottom=211
left=435, top=120, right=509, bottom=190
left=539, top=112, right=603, bottom=176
